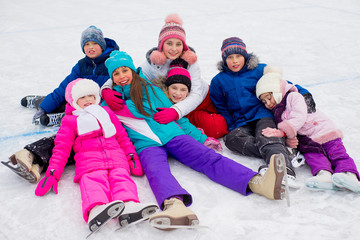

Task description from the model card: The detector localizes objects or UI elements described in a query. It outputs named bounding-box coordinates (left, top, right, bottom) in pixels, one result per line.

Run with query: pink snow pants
left=79, top=168, right=139, bottom=222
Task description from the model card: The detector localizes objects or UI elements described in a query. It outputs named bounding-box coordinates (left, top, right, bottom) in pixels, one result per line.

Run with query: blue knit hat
left=221, top=37, right=248, bottom=62
left=81, top=26, right=107, bottom=53
left=105, top=51, right=136, bottom=79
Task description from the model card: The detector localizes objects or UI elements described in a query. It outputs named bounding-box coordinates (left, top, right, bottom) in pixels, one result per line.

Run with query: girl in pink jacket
left=255, top=68, right=360, bottom=193
left=34, top=78, right=158, bottom=234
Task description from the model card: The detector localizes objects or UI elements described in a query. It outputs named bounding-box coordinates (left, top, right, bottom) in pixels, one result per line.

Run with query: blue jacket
left=103, top=68, right=207, bottom=153
left=40, top=38, right=119, bottom=113
left=210, top=55, right=310, bottom=131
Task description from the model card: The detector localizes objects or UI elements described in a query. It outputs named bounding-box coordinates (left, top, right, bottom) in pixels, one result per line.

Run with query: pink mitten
left=102, top=88, right=124, bottom=111
left=127, top=153, right=144, bottom=176
left=153, top=108, right=179, bottom=124
left=204, top=137, right=223, bottom=151
left=286, top=137, right=299, bottom=148
left=35, top=169, right=59, bottom=196
left=262, top=127, right=285, bottom=138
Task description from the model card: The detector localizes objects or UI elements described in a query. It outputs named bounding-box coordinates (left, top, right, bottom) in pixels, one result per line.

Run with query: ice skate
left=86, top=200, right=125, bottom=238
left=250, top=154, right=290, bottom=206
left=258, top=165, right=301, bottom=189
left=20, top=95, right=45, bottom=109
left=2, top=149, right=40, bottom=183
left=39, top=112, right=65, bottom=127
left=117, top=202, right=159, bottom=228
left=287, top=147, right=306, bottom=168
left=305, top=170, right=338, bottom=191
left=149, top=198, right=200, bottom=230
left=332, top=172, right=360, bottom=193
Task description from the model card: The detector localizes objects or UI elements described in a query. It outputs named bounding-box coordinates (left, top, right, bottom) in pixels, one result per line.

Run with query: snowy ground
left=1, top=0, right=360, bottom=239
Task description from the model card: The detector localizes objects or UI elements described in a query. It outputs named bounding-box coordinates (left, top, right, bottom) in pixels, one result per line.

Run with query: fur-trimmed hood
left=217, top=53, right=259, bottom=72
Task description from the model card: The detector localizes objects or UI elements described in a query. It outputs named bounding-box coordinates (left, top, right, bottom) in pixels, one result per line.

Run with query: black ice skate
left=39, top=112, right=65, bottom=127
left=117, top=202, right=159, bottom=228
left=20, top=95, right=45, bottom=109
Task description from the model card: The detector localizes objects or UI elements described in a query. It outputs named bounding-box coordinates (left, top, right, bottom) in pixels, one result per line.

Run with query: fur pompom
left=181, top=50, right=197, bottom=65
left=165, top=14, right=183, bottom=25
left=150, top=50, right=167, bottom=65
left=263, top=65, right=282, bottom=75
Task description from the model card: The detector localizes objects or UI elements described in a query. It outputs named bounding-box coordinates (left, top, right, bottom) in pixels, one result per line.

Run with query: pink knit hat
left=150, top=14, right=197, bottom=66
left=166, top=58, right=191, bottom=91
left=65, top=78, right=100, bottom=110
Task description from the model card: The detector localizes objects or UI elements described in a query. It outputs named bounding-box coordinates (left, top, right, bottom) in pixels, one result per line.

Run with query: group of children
left=3, top=13, right=360, bottom=234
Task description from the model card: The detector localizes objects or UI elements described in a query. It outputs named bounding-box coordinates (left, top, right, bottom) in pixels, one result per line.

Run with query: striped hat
left=158, top=14, right=189, bottom=52
left=221, top=37, right=248, bottom=62
left=166, top=58, right=191, bottom=91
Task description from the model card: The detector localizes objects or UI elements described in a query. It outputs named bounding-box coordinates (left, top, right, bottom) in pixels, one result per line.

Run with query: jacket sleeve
left=171, top=62, right=209, bottom=118
left=40, top=64, right=81, bottom=113
left=100, top=78, right=113, bottom=96
left=176, top=117, right=207, bottom=144
left=277, top=92, right=307, bottom=138
left=106, top=107, right=137, bottom=155
left=47, top=116, right=77, bottom=180
left=209, top=76, right=235, bottom=130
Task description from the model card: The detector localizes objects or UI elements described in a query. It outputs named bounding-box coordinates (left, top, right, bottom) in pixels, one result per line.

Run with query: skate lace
left=27, top=96, right=36, bottom=108
left=48, top=113, right=64, bottom=126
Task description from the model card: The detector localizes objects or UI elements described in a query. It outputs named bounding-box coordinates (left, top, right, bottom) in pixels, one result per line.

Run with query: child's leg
left=139, top=146, right=191, bottom=210
left=303, top=152, right=333, bottom=176
left=166, top=135, right=258, bottom=196
left=186, top=111, right=228, bottom=139
left=323, top=138, right=360, bottom=179
left=79, top=169, right=110, bottom=222
left=108, top=167, right=139, bottom=202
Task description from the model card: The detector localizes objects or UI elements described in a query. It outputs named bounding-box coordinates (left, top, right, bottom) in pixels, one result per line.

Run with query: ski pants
left=224, top=118, right=294, bottom=172
left=79, top=168, right=139, bottom=222
left=304, top=138, right=360, bottom=179
left=139, top=135, right=257, bottom=210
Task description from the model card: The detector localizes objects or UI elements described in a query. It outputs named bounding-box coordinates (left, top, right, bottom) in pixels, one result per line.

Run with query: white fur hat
left=65, top=78, right=100, bottom=110
left=256, top=72, right=283, bottom=104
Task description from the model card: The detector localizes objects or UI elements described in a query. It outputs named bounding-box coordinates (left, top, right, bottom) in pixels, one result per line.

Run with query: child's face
left=226, top=54, right=245, bottom=72
left=259, top=92, right=277, bottom=110
left=83, top=41, right=103, bottom=59
left=112, top=67, right=133, bottom=86
left=77, top=95, right=96, bottom=109
left=162, top=38, right=184, bottom=60
left=167, top=83, right=189, bottom=103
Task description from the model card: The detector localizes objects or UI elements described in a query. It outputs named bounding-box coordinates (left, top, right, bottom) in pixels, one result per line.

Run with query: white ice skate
left=332, top=172, right=360, bottom=193
left=305, top=170, right=339, bottom=191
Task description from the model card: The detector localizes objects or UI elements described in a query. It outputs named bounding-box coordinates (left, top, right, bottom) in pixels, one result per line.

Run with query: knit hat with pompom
left=150, top=14, right=197, bottom=66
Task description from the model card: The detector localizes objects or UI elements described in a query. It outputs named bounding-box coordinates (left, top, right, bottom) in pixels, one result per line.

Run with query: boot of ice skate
left=305, top=170, right=338, bottom=191
left=20, top=95, right=45, bottom=109
left=332, top=172, right=360, bottom=193
left=29, top=163, right=44, bottom=183
left=149, top=198, right=199, bottom=230
left=118, top=202, right=159, bottom=227
left=249, top=154, right=288, bottom=201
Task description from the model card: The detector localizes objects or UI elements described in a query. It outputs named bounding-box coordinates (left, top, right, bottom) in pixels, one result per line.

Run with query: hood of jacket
left=217, top=53, right=259, bottom=74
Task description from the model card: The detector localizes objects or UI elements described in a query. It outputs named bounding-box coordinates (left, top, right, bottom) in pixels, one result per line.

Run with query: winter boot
left=249, top=154, right=287, bottom=200
left=332, top=172, right=360, bottom=193
left=305, top=170, right=338, bottom=191
left=88, top=200, right=125, bottom=234
left=118, top=202, right=159, bottom=227
left=40, top=112, right=65, bottom=127
left=149, top=198, right=199, bottom=230
left=20, top=95, right=45, bottom=109
left=258, top=165, right=301, bottom=189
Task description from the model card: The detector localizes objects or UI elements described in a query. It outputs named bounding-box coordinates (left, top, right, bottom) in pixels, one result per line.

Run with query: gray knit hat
left=80, top=26, right=106, bottom=53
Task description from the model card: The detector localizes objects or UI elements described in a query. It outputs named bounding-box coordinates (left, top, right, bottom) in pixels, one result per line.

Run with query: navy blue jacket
left=40, top=38, right=119, bottom=113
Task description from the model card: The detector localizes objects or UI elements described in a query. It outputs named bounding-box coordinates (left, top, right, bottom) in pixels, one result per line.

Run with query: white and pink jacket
left=277, top=81, right=343, bottom=145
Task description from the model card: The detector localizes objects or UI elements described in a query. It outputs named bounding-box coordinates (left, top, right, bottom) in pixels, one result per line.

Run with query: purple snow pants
left=139, top=135, right=257, bottom=209
left=304, top=138, right=359, bottom=179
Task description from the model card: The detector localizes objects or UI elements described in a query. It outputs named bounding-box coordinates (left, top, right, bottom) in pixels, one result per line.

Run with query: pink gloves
left=154, top=108, right=179, bottom=124
left=35, top=169, right=59, bottom=196
left=102, top=88, right=124, bottom=111
left=262, top=127, right=286, bottom=138
left=127, top=153, right=144, bottom=176
left=204, top=137, right=223, bottom=151
left=286, top=137, right=299, bottom=148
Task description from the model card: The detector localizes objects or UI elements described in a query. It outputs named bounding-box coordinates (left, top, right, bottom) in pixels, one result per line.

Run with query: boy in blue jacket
left=210, top=37, right=316, bottom=189
left=3, top=26, right=119, bottom=182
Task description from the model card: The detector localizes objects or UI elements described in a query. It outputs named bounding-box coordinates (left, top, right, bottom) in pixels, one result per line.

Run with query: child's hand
left=127, top=153, right=144, bottom=176
left=102, top=88, right=124, bottom=111
left=286, top=137, right=299, bottom=148
left=153, top=108, right=179, bottom=124
left=204, top=137, right=223, bottom=151
left=262, top=127, right=285, bottom=138
left=35, top=169, right=59, bottom=196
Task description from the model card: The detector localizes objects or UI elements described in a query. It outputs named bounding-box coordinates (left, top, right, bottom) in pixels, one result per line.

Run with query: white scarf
left=73, top=105, right=116, bottom=138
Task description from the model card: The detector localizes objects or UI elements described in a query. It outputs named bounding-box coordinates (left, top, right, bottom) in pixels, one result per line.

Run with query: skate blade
left=274, top=155, right=290, bottom=207
left=116, top=205, right=159, bottom=230
left=305, top=181, right=340, bottom=191
left=150, top=218, right=207, bottom=230
left=1, top=161, right=36, bottom=182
